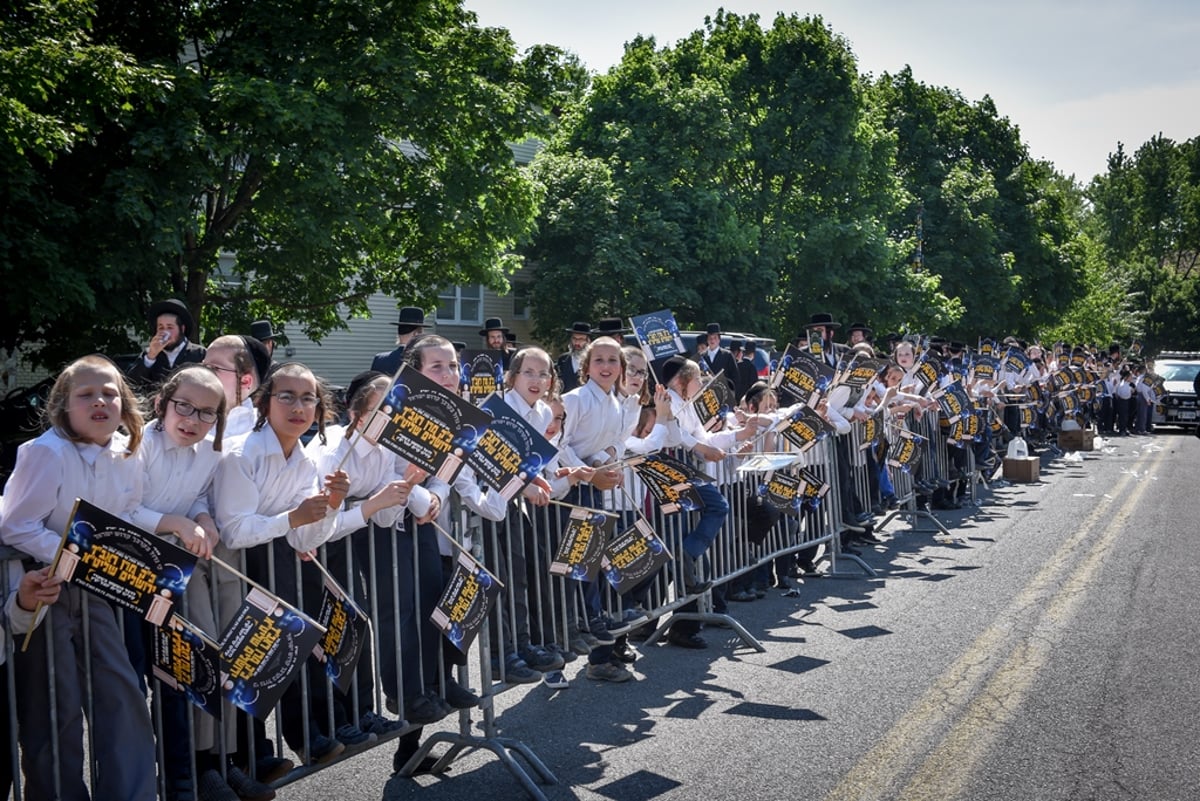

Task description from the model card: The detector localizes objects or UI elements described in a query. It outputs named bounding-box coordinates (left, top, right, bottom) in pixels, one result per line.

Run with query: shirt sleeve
left=0, top=441, right=66, bottom=564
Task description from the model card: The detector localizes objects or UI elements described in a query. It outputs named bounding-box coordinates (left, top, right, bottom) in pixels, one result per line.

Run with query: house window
left=511, top=282, right=531, bottom=320
left=437, top=284, right=483, bottom=325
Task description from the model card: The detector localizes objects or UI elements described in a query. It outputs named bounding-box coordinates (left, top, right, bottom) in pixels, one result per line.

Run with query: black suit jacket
left=556, top=352, right=581, bottom=394
left=703, top=348, right=738, bottom=393
left=735, top=360, right=759, bottom=401
left=126, top=341, right=206, bottom=388
left=371, top=346, right=405, bottom=376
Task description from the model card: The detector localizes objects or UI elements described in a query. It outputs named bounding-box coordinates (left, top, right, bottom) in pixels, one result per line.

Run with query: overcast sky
left=465, top=0, right=1200, bottom=183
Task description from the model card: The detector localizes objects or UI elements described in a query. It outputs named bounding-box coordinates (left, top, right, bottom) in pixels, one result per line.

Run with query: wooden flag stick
left=546, top=498, right=620, bottom=517
left=21, top=500, right=80, bottom=653
left=210, top=554, right=328, bottom=634
left=426, top=519, right=505, bottom=590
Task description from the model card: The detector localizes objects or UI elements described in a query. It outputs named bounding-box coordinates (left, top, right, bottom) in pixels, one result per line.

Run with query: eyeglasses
left=626, top=368, right=649, bottom=378
left=271, top=392, right=320, bottom=408
left=168, top=398, right=219, bottom=424
left=204, top=363, right=238, bottom=375
left=519, top=370, right=552, bottom=381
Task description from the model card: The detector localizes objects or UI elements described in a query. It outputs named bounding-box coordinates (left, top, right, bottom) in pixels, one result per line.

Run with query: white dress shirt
left=213, top=423, right=336, bottom=552
left=223, top=398, right=257, bottom=440
left=559, top=379, right=625, bottom=468
left=130, top=425, right=223, bottom=535
left=305, top=424, right=432, bottom=539
left=0, top=428, right=143, bottom=565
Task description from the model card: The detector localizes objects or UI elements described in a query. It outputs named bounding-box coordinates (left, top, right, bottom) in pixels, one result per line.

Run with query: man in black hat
left=371, top=307, right=426, bottom=375
left=479, top=317, right=511, bottom=370
left=591, top=317, right=630, bottom=340
left=557, top=321, right=591, bottom=393
left=479, top=317, right=509, bottom=351
left=249, top=320, right=283, bottom=358
left=805, top=312, right=847, bottom=369
left=700, top=322, right=737, bottom=393
left=846, top=322, right=873, bottom=347
left=127, top=298, right=207, bottom=388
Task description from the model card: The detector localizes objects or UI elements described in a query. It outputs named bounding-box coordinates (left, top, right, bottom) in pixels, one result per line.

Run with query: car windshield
left=1158, top=362, right=1200, bottom=382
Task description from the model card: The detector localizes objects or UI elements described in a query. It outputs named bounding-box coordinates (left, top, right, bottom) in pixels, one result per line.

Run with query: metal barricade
left=0, top=418, right=878, bottom=801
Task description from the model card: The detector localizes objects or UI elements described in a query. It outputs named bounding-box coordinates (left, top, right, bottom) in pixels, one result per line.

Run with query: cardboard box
left=1003, top=456, right=1040, bottom=483
left=1057, top=428, right=1095, bottom=451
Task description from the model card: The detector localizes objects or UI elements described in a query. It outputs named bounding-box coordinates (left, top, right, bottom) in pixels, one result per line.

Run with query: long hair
left=45, top=354, right=145, bottom=455
left=503, top=347, right=554, bottom=392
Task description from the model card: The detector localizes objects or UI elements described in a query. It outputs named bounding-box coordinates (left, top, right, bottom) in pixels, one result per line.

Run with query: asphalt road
left=281, top=431, right=1200, bottom=801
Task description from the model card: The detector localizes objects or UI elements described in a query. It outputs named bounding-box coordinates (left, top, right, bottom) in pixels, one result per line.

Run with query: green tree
left=870, top=69, right=1082, bottom=339
left=1, top=0, right=573, bottom=367
left=527, top=11, right=951, bottom=345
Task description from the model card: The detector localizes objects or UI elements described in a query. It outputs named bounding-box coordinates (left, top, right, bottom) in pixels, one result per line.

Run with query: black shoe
left=612, top=641, right=638, bottom=664
left=253, top=757, right=294, bottom=786
left=403, top=692, right=453, bottom=725
left=666, top=631, right=708, bottom=649
left=441, top=678, right=479, bottom=709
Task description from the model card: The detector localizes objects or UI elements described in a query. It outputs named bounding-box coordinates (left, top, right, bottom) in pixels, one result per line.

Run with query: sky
left=464, top=0, right=1200, bottom=183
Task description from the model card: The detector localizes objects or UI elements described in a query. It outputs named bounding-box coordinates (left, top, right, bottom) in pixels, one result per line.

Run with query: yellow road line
left=824, top=445, right=1165, bottom=801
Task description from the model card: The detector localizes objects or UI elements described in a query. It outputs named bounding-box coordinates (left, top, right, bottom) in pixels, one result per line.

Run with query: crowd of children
left=0, top=304, right=1162, bottom=800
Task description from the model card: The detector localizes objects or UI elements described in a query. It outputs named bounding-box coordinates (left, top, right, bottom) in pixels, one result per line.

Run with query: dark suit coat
left=126, top=341, right=206, bottom=388
left=556, top=352, right=582, bottom=394
left=735, top=359, right=760, bottom=402
left=371, top=346, right=405, bottom=376
left=702, top=348, right=738, bottom=393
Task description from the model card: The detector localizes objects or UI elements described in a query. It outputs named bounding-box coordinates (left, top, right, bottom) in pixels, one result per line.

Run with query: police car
left=1151, top=351, right=1200, bottom=429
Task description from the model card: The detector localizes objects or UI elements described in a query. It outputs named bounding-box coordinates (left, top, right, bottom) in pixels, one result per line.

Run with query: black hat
left=744, top=339, right=757, bottom=353
left=661, top=355, right=689, bottom=386
left=565, top=321, right=592, bottom=335
left=249, top=319, right=287, bottom=345
left=148, top=299, right=196, bottom=339
left=730, top=338, right=746, bottom=352
left=345, top=370, right=387, bottom=407
left=705, top=322, right=722, bottom=335
left=479, top=317, right=509, bottom=336
left=883, top=332, right=902, bottom=345
left=452, top=341, right=467, bottom=352
left=948, top=341, right=966, bottom=353
left=805, top=312, right=840, bottom=329
left=592, top=317, right=630, bottom=337
left=847, top=322, right=873, bottom=338
left=239, top=336, right=273, bottom=385
left=394, top=306, right=426, bottom=331
left=506, top=331, right=518, bottom=344
left=693, top=334, right=707, bottom=350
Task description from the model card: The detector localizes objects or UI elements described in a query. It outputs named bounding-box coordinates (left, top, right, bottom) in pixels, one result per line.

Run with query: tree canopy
left=1, top=0, right=576, bottom=366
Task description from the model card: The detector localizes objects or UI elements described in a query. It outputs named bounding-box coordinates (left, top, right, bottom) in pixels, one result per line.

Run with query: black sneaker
left=586, top=615, right=617, bottom=646
left=334, top=723, right=377, bottom=748
left=253, top=757, right=293, bottom=786
left=300, top=734, right=345, bottom=766
left=442, top=678, right=480, bottom=709
left=224, top=765, right=276, bottom=801
left=519, top=644, right=565, bottom=672
left=358, top=710, right=405, bottom=737
left=402, top=691, right=453, bottom=725
left=195, top=770, right=239, bottom=801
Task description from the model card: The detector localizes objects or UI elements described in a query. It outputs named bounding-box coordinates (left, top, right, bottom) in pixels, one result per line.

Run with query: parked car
left=1150, top=351, right=1200, bottom=429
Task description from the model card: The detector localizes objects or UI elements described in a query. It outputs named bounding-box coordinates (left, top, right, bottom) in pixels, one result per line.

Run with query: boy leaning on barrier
left=658, top=355, right=762, bottom=649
